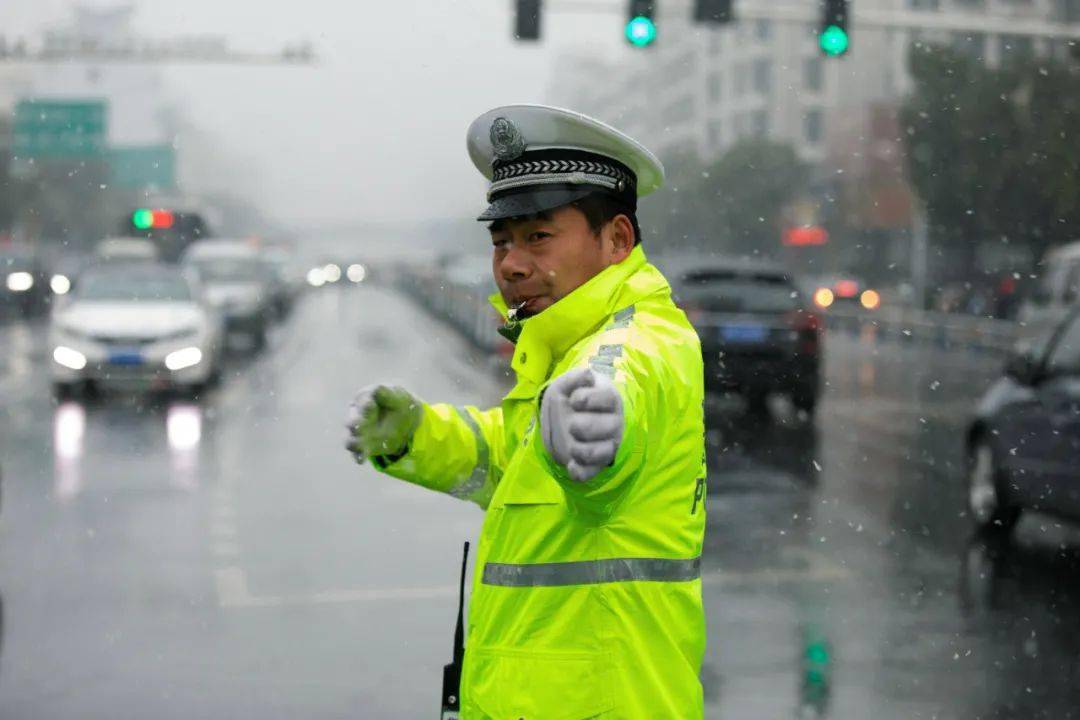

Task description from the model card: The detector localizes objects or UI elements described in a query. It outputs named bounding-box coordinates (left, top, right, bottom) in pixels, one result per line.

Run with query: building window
left=804, top=109, right=823, bottom=144
left=709, top=30, right=723, bottom=55
left=734, top=64, right=747, bottom=97
left=752, top=59, right=771, bottom=95
left=734, top=112, right=748, bottom=139
left=752, top=110, right=769, bottom=137
left=1062, top=0, right=1080, bottom=23
left=1000, top=34, right=1034, bottom=61
left=708, top=119, right=724, bottom=148
left=707, top=72, right=723, bottom=103
left=663, top=96, right=695, bottom=126
left=952, top=32, right=986, bottom=60
left=755, top=20, right=772, bottom=41
left=803, top=57, right=823, bottom=92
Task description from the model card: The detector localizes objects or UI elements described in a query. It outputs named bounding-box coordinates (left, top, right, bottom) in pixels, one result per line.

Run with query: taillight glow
left=788, top=310, right=821, bottom=332
left=788, top=310, right=822, bottom=354
left=835, top=280, right=859, bottom=298
left=813, top=288, right=834, bottom=308
left=681, top=303, right=703, bottom=324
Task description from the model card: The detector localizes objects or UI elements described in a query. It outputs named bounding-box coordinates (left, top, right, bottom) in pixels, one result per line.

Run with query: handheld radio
left=440, top=541, right=470, bottom=720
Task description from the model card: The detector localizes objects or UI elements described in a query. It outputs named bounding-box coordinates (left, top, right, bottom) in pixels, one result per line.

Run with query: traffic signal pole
left=0, top=41, right=316, bottom=65
left=535, top=0, right=1080, bottom=41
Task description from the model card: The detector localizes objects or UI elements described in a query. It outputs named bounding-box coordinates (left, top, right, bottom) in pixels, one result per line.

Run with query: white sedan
left=49, top=264, right=224, bottom=397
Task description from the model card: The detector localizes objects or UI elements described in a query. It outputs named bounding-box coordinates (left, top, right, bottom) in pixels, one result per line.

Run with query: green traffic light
left=806, top=643, right=831, bottom=665
left=625, top=15, right=657, bottom=47
left=819, top=25, right=849, bottom=56
left=132, top=208, right=154, bottom=230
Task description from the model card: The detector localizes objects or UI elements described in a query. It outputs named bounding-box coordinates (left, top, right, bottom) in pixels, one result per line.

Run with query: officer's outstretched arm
left=345, top=385, right=504, bottom=509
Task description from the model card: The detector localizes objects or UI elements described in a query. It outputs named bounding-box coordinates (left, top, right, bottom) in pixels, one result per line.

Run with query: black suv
left=665, top=258, right=822, bottom=415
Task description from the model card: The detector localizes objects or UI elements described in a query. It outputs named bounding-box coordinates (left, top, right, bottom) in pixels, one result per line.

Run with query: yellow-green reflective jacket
left=376, top=245, right=706, bottom=719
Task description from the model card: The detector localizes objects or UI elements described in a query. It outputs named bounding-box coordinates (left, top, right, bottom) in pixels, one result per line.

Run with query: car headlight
left=165, top=347, right=203, bottom=371
left=51, top=274, right=71, bottom=295
left=6, top=271, right=34, bottom=293
left=53, top=346, right=87, bottom=370
left=346, top=264, right=366, bottom=283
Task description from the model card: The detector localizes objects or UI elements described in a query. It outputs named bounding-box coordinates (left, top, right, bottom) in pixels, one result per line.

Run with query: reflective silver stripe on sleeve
left=605, top=305, right=636, bottom=330
left=588, top=343, right=622, bottom=377
left=448, top=407, right=489, bottom=500
left=482, top=556, right=701, bottom=587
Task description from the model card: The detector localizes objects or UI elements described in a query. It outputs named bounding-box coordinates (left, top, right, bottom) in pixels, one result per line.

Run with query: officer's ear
left=606, top=214, right=635, bottom=263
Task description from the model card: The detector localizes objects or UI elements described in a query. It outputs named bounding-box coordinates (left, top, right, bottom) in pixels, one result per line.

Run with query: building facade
left=549, top=0, right=1079, bottom=167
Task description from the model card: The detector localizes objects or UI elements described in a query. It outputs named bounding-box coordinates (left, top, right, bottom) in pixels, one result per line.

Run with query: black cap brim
left=477, top=186, right=599, bottom=222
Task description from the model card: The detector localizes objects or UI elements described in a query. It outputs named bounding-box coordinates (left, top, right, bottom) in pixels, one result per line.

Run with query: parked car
left=1018, top=240, right=1080, bottom=338
left=181, top=240, right=276, bottom=348
left=49, top=263, right=224, bottom=397
left=966, top=307, right=1080, bottom=537
left=260, top=248, right=304, bottom=319
left=663, top=257, right=822, bottom=415
left=1, top=245, right=51, bottom=317
left=804, top=274, right=881, bottom=312
left=94, top=237, right=161, bottom=264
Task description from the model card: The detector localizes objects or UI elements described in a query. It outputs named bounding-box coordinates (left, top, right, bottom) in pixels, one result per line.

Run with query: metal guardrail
left=824, top=305, right=1020, bottom=355
left=396, top=269, right=509, bottom=356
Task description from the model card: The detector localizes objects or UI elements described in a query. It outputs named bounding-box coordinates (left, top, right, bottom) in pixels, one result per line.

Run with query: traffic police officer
left=345, top=105, right=706, bottom=718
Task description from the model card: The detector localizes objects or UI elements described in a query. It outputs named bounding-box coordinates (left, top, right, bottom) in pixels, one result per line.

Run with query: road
left=1, top=284, right=1079, bottom=719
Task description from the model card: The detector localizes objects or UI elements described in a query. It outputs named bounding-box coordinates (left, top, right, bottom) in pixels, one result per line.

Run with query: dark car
left=665, top=258, right=822, bottom=415
left=966, top=308, right=1080, bottom=537
left=1, top=246, right=51, bottom=317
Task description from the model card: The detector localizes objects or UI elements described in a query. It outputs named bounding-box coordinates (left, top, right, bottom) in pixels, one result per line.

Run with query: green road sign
left=109, top=145, right=176, bottom=191
left=12, top=99, right=108, bottom=159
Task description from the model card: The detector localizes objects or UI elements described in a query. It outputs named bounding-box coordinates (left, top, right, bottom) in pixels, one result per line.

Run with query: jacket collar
left=489, top=245, right=667, bottom=387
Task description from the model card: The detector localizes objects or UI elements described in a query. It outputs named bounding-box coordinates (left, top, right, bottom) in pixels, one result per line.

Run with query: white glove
left=540, top=368, right=624, bottom=482
left=344, top=385, right=423, bottom=464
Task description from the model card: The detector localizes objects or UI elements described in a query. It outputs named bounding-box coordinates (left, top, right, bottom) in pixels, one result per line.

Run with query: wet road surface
left=1, top=287, right=1078, bottom=718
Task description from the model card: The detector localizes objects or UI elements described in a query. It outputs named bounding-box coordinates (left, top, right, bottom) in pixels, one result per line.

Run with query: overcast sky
left=1, top=0, right=627, bottom=227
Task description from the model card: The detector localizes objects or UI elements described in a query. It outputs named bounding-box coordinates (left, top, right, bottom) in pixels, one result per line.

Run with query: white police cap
left=466, top=104, right=665, bottom=222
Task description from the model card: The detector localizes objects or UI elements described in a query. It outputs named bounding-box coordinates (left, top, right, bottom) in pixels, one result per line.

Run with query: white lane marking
left=215, top=563, right=458, bottom=609
left=212, top=540, right=241, bottom=559
left=210, top=519, right=237, bottom=539
left=0, top=374, right=20, bottom=398
left=215, top=567, right=251, bottom=605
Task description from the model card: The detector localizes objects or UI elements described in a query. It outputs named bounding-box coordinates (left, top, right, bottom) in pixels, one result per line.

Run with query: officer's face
left=489, top=205, right=633, bottom=317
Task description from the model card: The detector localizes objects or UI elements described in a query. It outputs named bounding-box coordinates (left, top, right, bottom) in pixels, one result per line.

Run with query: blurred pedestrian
left=345, top=105, right=707, bottom=718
